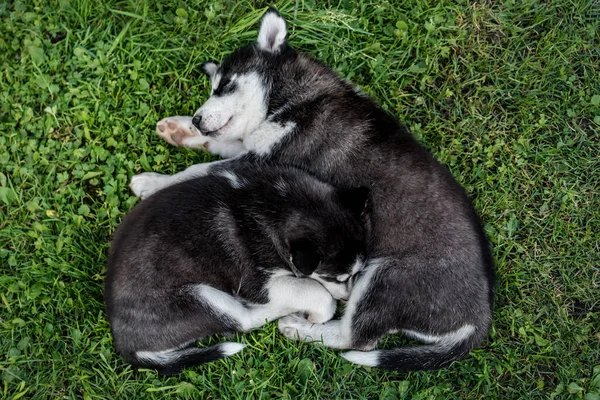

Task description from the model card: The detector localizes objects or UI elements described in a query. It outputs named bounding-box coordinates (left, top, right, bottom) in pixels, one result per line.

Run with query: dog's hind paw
left=278, top=314, right=312, bottom=341
left=130, top=172, right=170, bottom=199
left=156, top=116, right=204, bottom=148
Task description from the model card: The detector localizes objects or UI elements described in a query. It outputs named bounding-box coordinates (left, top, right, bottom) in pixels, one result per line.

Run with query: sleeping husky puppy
left=106, top=163, right=369, bottom=374
left=130, top=9, right=494, bottom=371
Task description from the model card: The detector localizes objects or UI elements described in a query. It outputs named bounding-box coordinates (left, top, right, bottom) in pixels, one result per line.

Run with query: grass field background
left=1, top=0, right=599, bottom=398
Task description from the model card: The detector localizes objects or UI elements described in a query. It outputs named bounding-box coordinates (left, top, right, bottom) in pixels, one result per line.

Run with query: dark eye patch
left=214, top=77, right=236, bottom=96
left=222, top=82, right=236, bottom=94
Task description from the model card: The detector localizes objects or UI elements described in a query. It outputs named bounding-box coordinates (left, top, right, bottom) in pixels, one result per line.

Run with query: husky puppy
left=106, top=163, right=369, bottom=374
left=130, top=9, right=494, bottom=371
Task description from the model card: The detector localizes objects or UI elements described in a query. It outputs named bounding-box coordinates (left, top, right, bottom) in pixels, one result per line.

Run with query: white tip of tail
left=219, top=342, right=247, bottom=356
left=341, top=350, right=380, bottom=367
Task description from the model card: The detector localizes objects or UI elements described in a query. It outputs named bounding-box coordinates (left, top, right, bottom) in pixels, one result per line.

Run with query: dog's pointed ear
left=338, top=187, right=370, bottom=218
left=289, top=237, right=320, bottom=276
left=201, top=61, right=219, bottom=78
left=256, top=8, right=287, bottom=53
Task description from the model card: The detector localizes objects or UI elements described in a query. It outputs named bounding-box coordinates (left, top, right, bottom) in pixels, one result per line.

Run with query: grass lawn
left=1, top=0, right=599, bottom=398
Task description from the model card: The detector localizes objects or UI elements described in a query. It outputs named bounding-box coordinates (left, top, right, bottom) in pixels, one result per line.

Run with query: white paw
left=278, top=314, right=312, bottom=341
left=306, top=295, right=336, bottom=324
left=156, top=116, right=201, bottom=147
left=130, top=172, right=169, bottom=199
left=179, top=135, right=211, bottom=150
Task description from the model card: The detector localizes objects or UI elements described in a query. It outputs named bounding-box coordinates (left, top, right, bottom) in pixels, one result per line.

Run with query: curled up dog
left=105, top=163, right=369, bottom=374
left=130, top=8, right=495, bottom=371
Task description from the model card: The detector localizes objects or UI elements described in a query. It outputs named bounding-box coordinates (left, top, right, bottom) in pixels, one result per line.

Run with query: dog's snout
left=191, top=115, right=202, bottom=131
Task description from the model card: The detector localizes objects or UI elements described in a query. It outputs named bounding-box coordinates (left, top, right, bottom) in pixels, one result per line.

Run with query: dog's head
left=193, top=8, right=292, bottom=142
left=283, top=186, right=370, bottom=300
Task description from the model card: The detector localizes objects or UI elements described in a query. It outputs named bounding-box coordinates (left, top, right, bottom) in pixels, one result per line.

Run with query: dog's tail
left=341, top=326, right=483, bottom=371
left=131, top=342, right=246, bottom=375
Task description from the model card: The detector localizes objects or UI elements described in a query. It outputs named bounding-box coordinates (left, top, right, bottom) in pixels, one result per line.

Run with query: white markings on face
left=216, top=169, right=244, bottom=189
left=243, top=120, right=296, bottom=156
left=211, top=73, right=238, bottom=96
left=210, top=72, right=222, bottom=96
left=195, top=72, right=268, bottom=143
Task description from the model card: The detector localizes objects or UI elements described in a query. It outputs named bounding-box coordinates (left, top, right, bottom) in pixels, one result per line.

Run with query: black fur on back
left=207, top=10, right=495, bottom=370
left=105, top=162, right=367, bottom=372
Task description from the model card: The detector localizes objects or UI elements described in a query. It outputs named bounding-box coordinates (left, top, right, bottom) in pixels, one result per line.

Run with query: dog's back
left=274, top=60, right=493, bottom=368
left=192, top=10, right=494, bottom=370
left=106, top=162, right=369, bottom=373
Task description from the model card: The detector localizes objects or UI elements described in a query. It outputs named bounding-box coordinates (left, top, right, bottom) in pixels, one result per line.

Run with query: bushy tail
left=341, top=326, right=484, bottom=371
left=342, top=342, right=471, bottom=371
left=131, top=342, right=246, bottom=375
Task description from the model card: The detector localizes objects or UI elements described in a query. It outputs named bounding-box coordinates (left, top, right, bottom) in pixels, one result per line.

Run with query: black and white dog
left=106, top=163, right=369, bottom=374
left=130, top=9, right=495, bottom=371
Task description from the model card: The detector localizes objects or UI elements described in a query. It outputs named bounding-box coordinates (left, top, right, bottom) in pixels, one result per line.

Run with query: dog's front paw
left=306, top=295, right=336, bottom=324
left=130, top=172, right=169, bottom=199
left=156, top=117, right=201, bottom=147
left=278, top=314, right=312, bottom=341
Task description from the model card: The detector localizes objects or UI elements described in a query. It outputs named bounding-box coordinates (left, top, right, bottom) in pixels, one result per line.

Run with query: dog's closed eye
left=215, top=75, right=238, bottom=95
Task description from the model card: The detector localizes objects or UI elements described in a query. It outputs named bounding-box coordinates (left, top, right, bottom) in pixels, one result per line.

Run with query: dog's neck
left=268, top=52, right=354, bottom=113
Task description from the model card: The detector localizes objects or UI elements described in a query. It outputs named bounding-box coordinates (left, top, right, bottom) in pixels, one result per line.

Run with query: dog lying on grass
left=129, top=8, right=494, bottom=371
left=105, top=163, right=369, bottom=374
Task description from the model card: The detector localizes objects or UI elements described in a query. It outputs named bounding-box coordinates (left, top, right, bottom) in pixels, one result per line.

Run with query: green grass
left=1, top=0, right=599, bottom=398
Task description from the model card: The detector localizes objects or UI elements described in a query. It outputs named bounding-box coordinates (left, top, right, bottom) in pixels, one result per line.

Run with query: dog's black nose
left=191, top=115, right=202, bottom=132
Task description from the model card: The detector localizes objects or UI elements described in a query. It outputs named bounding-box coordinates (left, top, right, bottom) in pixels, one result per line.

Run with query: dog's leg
left=156, top=116, right=246, bottom=158
left=130, top=159, right=231, bottom=199
left=277, top=315, right=355, bottom=349
left=155, top=116, right=198, bottom=147
left=243, top=275, right=337, bottom=328
left=191, top=277, right=336, bottom=332
left=278, top=258, right=385, bottom=350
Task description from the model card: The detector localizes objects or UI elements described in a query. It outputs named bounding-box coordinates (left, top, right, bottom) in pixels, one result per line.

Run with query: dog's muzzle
left=192, top=114, right=220, bottom=137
